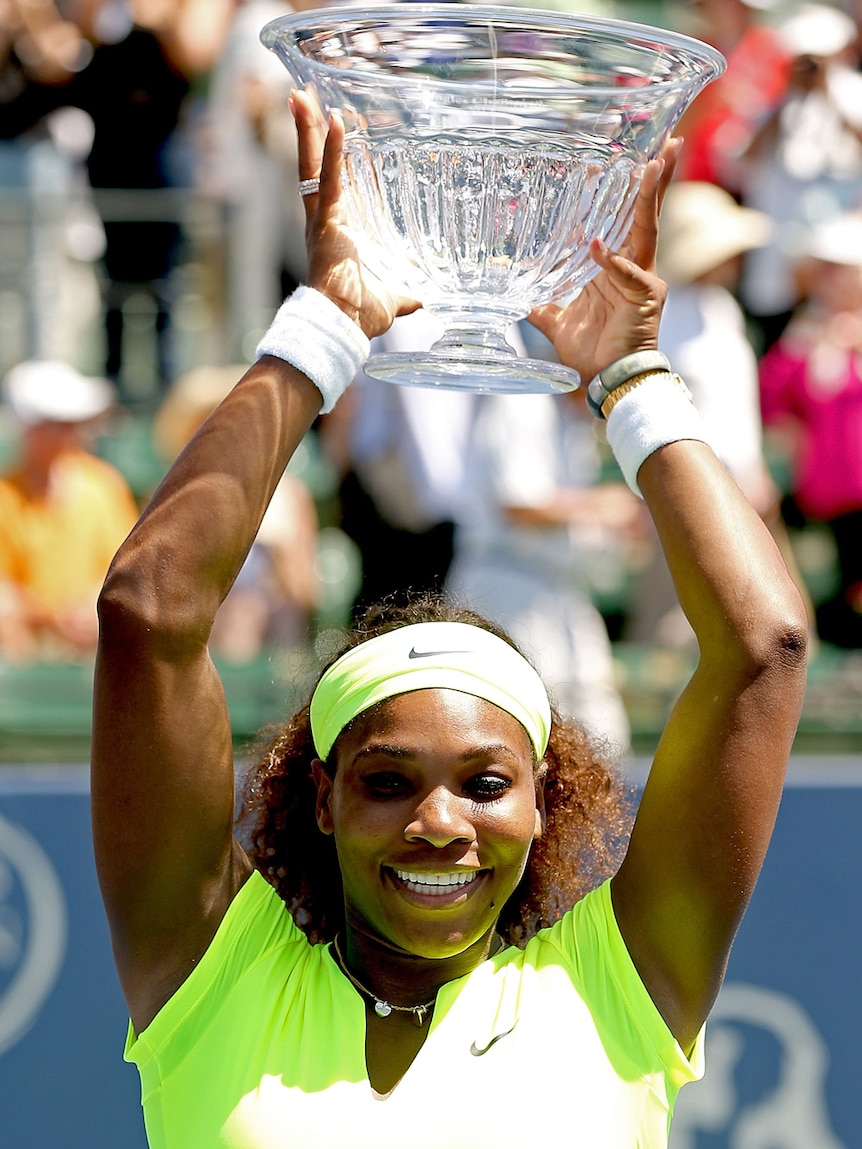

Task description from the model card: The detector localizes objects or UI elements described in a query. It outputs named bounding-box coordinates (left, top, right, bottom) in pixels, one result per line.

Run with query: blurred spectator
left=658, top=181, right=775, bottom=507
left=200, top=0, right=307, bottom=362
left=759, top=210, right=862, bottom=648
left=0, top=3, right=104, bottom=368
left=0, top=358, right=138, bottom=660
left=737, top=3, right=862, bottom=350
left=446, top=388, right=638, bottom=756
left=674, top=0, right=791, bottom=195
left=0, top=0, right=238, bottom=404
left=320, top=311, right=477, bottom=618
left=153, top=364, right=319, bottom=663
left=628, top=180, right=804, bottom=645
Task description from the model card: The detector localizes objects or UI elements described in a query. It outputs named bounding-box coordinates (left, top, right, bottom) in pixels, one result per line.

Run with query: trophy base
left=364, top=350, right=580, bottom=395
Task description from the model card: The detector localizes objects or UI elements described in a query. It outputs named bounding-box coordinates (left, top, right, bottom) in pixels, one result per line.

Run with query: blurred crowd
left=2, top=0, right=862, bottom=751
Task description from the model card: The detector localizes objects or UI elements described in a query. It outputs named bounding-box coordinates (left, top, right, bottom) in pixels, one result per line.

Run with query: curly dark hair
left=237, top=595, right=635, bottom=947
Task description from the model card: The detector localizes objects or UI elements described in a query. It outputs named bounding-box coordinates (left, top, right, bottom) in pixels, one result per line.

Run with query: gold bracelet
left=600, top=370, right=688, bottom=419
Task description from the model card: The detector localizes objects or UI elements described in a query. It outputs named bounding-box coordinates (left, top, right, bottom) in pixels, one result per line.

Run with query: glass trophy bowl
left=262, top=5, right=725, bottom=393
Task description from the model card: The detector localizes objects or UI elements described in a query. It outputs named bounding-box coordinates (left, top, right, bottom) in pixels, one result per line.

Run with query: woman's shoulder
left=518, top=879, right=703, bottom=1082
left=219, top=869, right=312, bottom=958
left=128, top=871, right=314, bottom=1050
left=524, top=879, right=662, bottom=1028
left=527, top=878, right=614, bottom=960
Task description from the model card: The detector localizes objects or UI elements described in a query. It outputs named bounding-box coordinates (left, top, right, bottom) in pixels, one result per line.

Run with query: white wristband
left=255, top=286, right=370, bottom=414
left=605, top=372, right=713, bottom=497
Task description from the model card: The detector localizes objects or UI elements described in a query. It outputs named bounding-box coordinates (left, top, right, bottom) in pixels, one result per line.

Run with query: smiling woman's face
left=313, top=688, right=544, bottom=960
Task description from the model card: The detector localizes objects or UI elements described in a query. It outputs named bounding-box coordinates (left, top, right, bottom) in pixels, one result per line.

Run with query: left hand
left=528, top=138, right=680, bottom=383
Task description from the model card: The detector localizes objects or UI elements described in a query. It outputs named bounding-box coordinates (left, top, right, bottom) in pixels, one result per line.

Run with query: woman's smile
left=385, top=866, right=487, bottom=905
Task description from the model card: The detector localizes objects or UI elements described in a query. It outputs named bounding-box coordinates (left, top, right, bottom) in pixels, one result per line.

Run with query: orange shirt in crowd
left=0, top=449, right=138, bottom=616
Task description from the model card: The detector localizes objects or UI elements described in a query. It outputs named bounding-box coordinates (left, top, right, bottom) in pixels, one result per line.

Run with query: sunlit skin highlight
left=312, top=688, right=545, bottom=1008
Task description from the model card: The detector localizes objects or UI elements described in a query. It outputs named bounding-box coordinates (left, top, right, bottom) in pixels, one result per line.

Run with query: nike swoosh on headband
left=408, top=647, right=473, bottom=659
left=469, top=1021, right=518, bottom=1056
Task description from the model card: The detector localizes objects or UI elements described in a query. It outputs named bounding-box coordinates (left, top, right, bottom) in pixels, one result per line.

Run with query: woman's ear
left=311, top=759, right=334, bottom=835
left=533, top=765, right=547, bottom=840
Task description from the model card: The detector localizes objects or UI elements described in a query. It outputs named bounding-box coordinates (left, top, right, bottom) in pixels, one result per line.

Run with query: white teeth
left=393, top=869, right=478, bottom=893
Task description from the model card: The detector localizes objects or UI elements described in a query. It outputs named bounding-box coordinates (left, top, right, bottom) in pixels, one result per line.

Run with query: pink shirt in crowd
left=759, top=334, right=862, bottom=521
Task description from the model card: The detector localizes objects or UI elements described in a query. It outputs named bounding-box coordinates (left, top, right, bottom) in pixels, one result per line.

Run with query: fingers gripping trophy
left=261, top=5, right=725, bottom=394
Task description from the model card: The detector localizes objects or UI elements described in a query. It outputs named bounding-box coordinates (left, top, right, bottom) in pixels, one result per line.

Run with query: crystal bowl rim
left=260, top=3, right=727, bottom=98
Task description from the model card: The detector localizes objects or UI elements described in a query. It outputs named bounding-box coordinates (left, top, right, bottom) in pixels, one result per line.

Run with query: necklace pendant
left=374, top=1000, right=393, bottom=1018
left=412, top=1004, right=429, bottom=1027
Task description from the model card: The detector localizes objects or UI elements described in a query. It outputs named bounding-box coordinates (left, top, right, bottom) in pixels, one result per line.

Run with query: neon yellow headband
left=309, top=622, right=551, bottom=761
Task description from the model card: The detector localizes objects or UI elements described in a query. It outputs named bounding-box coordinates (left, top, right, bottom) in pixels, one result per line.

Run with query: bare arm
left=3, top=0, right=85, bottom=83
left=532, top=145, right=808, bottom=1052
left=91, top=96, right=417, bottom=1032
left=136, top=0, right=240, bottom=78
left=91, top=360, right=323, bottom=1031
left=612, top=442, right=806, bottom=1053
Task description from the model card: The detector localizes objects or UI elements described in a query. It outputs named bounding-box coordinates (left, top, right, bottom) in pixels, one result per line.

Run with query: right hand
left=292, top=88, right=420, bottom=340
left=528, top=138, right=680, bottom=383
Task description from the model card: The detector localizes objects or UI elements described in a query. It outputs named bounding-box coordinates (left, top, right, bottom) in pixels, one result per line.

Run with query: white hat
left=778, top=5, right=858, bottom=58
left=2, top=360, right=116, bottom=424
left=658, top=181, right=773, bottom=284
left=803, top=211, right=862, bottom=265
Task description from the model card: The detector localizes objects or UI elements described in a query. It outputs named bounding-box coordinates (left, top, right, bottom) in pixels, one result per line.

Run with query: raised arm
left=531, top=148, right=809, bottom=1053
left=91, top=96, right=416, bottom=1031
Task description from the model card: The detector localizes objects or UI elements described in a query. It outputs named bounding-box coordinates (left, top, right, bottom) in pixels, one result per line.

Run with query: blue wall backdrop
left=667, top=760, right=860, bottom=1149
left=0, top=769, right=147, bottom=1149
left=1, top=759, right=859, bottom=1149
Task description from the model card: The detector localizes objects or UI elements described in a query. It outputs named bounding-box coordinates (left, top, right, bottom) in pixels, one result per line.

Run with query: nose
left=403, top=786, right=475, bottom=848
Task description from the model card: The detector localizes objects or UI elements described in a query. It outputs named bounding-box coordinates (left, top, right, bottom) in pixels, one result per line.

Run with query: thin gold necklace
left=332, top=934, right=436, bottom=1027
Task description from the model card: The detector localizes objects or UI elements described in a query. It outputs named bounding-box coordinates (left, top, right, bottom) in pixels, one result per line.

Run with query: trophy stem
left=429, top=311, right=523, bottom=363
left=364, top=309, right=581, bottom=395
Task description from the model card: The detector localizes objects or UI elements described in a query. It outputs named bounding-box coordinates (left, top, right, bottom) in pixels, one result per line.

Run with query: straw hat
left=657, top=181, right=773, bottom=284
left=152, top=365, right=247, bottom=460
left=2, top=360, right=115, bottom=425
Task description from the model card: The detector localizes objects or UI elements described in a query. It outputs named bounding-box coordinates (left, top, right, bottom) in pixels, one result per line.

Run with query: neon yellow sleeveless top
left=125, top=873, right=703, bottom=1148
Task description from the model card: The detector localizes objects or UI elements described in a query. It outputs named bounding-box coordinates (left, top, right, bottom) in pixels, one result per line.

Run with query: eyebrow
left=352, top=741, right=526, bottom=765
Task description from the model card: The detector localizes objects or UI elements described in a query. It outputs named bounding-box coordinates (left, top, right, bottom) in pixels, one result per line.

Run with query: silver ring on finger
left=298, top=177, right=321, bottom=197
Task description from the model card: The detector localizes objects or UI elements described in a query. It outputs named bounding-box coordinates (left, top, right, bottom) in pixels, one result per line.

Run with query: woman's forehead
left=336, top=688, right=536, bottom=759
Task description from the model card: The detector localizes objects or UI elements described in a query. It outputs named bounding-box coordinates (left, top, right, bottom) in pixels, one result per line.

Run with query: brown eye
left=363, top=772, right=412, bottom=797
left=465, top=775, right=511, bottom=800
